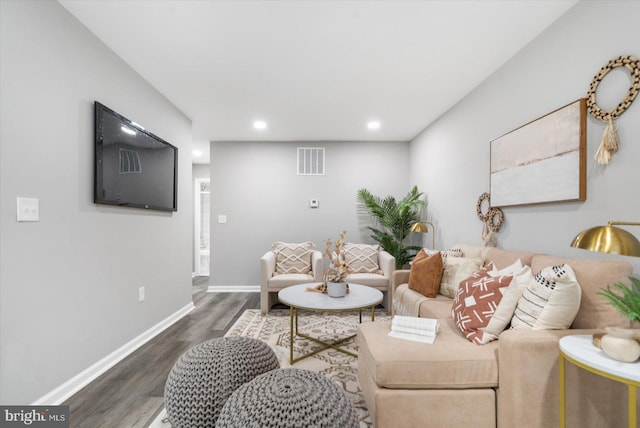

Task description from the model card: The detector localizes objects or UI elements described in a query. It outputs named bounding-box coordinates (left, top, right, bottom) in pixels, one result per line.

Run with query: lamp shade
left=570, top=223, right=640, bottom=257
left=410, top=222, right=428, bottom=233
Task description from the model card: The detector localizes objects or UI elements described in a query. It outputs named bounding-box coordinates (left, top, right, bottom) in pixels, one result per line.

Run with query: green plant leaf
left=598, top=277, right=640, bottom=323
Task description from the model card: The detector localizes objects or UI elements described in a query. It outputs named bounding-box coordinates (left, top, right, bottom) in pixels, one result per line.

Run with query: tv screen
left=94, top=102, right=178, bottom=211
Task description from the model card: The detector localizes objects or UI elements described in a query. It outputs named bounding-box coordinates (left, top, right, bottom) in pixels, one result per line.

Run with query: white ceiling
left=59, top=0, right=577, bottom=164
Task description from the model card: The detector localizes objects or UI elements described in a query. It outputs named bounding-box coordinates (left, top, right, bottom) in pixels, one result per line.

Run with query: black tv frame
left=94, top=101, right=178, bottom=212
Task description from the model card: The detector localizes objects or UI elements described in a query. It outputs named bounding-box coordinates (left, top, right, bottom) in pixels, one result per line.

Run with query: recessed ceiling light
left=192, top=150, right=203, bottom=157
left=367, top=121, right=381, bottom=130
left=253, top=120, right=267, bottom=130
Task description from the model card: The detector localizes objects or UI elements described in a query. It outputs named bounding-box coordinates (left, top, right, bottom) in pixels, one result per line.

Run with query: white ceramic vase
left=327, top=282, right=347, bottom=298
left=601, top=327, right=640, bottom=363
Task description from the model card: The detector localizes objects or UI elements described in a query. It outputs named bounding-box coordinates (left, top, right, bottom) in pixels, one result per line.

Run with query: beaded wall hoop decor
left=586, top=55, right=640, bottom=165
left=476, top=192, right=504, bottom=246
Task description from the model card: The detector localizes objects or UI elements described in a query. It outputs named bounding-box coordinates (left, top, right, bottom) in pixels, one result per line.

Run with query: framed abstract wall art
left=490, top=99, right=586, bottom=207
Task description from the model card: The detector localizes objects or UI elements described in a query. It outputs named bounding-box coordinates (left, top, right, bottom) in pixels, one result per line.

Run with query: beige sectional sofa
left=358, top=243, right=639, bottom=428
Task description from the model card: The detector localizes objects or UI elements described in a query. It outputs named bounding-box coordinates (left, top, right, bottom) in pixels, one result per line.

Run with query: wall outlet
left=138, top=286, right=145, bottom=302
left=17, top=197, right=39, bottom=222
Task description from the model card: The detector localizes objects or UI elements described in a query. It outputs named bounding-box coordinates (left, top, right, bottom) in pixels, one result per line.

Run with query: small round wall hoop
left=488, top=208, right=504, bottom=233
left=476, top=192, right=492, bottom=222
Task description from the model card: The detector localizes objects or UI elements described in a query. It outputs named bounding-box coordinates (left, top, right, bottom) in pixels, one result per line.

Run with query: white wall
left=209, top=140, right=410, bottom=286
left=410, top=0, right=640, bottom=275
left=0, top=1, right=193, bottom=404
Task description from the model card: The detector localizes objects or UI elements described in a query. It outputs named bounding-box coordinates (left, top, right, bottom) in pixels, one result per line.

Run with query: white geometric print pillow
left=510, top=264, right=581, bottom=330
left=272, top=241, right=315, bottom=275
left=342, top=243, right=381, bottom=274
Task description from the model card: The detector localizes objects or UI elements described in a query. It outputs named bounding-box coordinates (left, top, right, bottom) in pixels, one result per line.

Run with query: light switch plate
left=218, top=215, right=227, bottom=224
left=17, top=197, right=39, bottom=222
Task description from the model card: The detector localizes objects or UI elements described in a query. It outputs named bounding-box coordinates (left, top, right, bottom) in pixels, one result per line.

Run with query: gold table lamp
left=570, top=221, right=640, bottom=257
left=410, top=221, right=435, bottom=249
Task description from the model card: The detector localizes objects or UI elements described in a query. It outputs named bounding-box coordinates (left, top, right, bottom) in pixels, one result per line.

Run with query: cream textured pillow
left=511, top=264, right=582, bottom=330
left=480, top=261, right=533, bottom=343
left=425, top=248, right=463, bottom=258
left=452, top=263, right=513, bottom=345
left=272, top=241, right=315, bottom=275
left=343, top=243, right=381, bottom=274
left=438, top=257, right=483, bottom=299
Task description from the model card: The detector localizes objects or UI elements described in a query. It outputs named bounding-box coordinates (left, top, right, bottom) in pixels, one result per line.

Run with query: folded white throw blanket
left=388, top=331, right=437, bottom=344
left=392, top=315, right=439, bottom=333
left=389, top=315, right=439, bottom=344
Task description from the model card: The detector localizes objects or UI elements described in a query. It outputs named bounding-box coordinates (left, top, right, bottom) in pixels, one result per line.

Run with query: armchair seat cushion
left=268, top=274, right=315, bottom=289
left=358, top=319, right=498, bottom=390
left=346, top=273, right=388, bottom=288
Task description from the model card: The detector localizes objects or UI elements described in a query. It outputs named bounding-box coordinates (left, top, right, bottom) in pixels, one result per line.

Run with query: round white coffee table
left=278, top=283, right=383, bottom=364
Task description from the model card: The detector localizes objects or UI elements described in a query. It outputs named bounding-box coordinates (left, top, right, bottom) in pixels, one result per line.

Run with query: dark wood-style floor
left=63, top=277, right=259, bottom=428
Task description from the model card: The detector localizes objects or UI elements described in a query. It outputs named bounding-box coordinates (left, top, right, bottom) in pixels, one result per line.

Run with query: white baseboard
left=32, top=302, right=195, bottom=405
left=207, top=285, right=259, bottom=293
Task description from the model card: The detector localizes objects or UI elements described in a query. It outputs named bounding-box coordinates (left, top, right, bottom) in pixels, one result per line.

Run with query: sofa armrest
left=378, top=251, right=395, bottom=278
left=497, top=328, right=611, bottom=428
left=260, top=251, right=276, bottom=290
left=392, top=270, right=410, bottom=295
left=311, top=250, right=324, bottom=282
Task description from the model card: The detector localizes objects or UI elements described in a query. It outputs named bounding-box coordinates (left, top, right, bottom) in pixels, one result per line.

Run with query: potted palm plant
left=597, top=277, right=640, bottom=362
left=598, top=277, right=640, bottom=323
left=357, top=186, right=425, bottom=269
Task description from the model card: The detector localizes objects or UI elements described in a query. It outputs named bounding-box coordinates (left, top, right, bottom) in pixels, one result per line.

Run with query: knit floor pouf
left=215, top=368, right=359, bottom=428
left=164, top=336, right=279, bottom=428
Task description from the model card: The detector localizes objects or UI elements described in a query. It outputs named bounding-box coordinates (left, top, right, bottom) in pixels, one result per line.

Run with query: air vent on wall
left=297, top=147, right=325, bottom=176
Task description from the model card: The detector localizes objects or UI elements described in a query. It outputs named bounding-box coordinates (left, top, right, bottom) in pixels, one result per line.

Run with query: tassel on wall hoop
left=594, top=117, right=619, bottom=165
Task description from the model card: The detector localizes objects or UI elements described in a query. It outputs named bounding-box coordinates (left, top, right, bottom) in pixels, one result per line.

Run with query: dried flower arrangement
left=324, top=230, right=348, bottom=283
left=306, top=230, right=350, bottom=294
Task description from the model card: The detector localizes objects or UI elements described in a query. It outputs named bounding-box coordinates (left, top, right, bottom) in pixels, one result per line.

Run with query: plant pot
left=601, top=327, right=640, bottom=363
left=327, top=282, right=347, bottom=298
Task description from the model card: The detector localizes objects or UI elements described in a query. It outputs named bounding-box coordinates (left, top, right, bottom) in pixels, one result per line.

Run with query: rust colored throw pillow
left=452, top=263, right=513, bottom=345
left=408, top=250, right=444, bottom=298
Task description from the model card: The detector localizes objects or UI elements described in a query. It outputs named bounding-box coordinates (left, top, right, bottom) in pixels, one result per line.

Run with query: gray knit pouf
left=164, top=337, right=279, bottom=428
left=215, top=368, right=359, bottom=428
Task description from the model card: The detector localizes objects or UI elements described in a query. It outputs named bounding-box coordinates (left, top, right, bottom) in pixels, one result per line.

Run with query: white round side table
left=559, top=334, right=640, bottom=428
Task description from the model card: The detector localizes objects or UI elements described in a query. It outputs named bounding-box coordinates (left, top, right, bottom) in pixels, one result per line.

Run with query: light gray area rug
left=149, top=308, right=390, bottom=428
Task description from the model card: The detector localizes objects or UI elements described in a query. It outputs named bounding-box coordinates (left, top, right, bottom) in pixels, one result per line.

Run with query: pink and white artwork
left=490, top=99, right=586, bottom=207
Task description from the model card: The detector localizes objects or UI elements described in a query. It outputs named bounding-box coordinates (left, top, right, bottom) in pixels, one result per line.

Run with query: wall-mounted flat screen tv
left=94, top=101, right=178, bottom=211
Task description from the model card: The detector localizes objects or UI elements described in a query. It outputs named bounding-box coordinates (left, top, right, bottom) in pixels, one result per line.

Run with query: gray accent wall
left=0, top=1, right=193, bottom=404
left=409, top=0, right=640, bottom=275
left=209, top=141, right=410, bottom=286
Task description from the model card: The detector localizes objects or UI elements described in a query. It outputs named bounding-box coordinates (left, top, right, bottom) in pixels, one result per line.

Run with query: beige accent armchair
left=260, top=250, right=323, bottom=314
left=344, top=250, right=395, bottom=310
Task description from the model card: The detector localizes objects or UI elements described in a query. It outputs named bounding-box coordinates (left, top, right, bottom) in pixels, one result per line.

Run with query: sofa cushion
left=347, top=273, right=389, bottom=288
left=408, top=250, right=443, bottom=298
left=511, top=264, right=581, bottom=330
left=272, top=241, right=314, bottom=274
left=393, top=284, right=453, bottom=318
left=343, top=243, right=381, bottom=274
left=357, top=319, right=498, bottom=389
left=267, top=273, right=315, bottom=289
left=484, top=247, right=538, bottom=269
left=531, top=255, right=633, bottom=329
left=439, top=257, right=483, bottom=299
left=452, top=264, right=513, bottom=344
